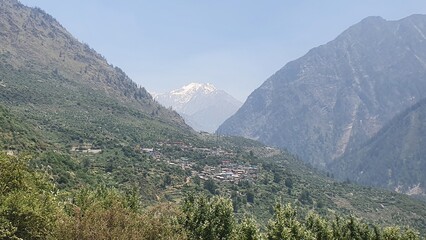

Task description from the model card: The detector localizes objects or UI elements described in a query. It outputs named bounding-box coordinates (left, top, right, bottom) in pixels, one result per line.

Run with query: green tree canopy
left=0, top=153, right=58, bottom=239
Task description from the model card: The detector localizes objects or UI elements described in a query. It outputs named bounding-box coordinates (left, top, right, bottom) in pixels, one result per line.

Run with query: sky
left=19, top=0, right=426, bottom=101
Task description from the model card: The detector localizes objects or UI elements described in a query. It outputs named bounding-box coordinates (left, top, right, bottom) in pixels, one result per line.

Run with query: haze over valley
left=2, top=0, right=426, bottom=239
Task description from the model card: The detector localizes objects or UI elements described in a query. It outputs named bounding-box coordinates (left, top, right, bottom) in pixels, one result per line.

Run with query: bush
left=56, top=187, right=186, bottom=240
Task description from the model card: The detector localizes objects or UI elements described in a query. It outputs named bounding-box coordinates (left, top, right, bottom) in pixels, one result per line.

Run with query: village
left=198, top=160, right=258, bottom=183
left=141, top=141, right=260, bottom=184
left=69, top=139, right=272, bottom=184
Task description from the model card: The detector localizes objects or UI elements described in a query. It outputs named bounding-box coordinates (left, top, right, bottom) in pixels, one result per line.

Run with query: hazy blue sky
left=20, top=0, right=426, bottom=101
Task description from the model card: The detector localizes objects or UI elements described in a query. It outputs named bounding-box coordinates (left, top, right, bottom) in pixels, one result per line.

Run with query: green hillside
left=1, top=0, right=426, bottom=237
left=2, top=103, right=426, bottom=235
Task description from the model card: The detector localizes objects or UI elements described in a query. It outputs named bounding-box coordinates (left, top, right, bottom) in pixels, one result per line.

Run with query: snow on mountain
left=168, top=83, right=217, bottom=106
left=154, top=83, right=242, bottom=133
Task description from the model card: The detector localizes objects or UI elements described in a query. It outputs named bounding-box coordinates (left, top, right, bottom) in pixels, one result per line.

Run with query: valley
left=1, top=0, right=426, bottom=239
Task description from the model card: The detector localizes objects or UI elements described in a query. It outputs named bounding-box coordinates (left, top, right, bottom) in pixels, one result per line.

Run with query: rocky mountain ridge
left=218, top=14, right=426, bottom=167
left=330, top=98, right=426, bottom=198
left=0, top=0, right=187, bottom=128
left=0, top=0, right=194, bottom=152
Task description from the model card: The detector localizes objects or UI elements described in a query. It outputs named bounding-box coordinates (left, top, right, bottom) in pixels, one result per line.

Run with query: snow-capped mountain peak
left=169, top=83, right=217, bottom=103
left=154, top=83, right=242, bottom=133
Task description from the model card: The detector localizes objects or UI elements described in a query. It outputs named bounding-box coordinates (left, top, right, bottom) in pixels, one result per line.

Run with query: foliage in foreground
left=0, top=154, right=58, bottom=239
left=0, top=153, right=422, bottom=240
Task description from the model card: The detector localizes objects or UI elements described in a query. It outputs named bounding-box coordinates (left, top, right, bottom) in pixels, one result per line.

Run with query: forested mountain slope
left=0, top=0, right=192, bottom=151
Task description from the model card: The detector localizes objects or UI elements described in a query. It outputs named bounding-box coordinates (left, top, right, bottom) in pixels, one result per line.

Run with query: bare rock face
left=219, top=14, right=426, bottom=167
left=330, top=99, right=426, bottom=198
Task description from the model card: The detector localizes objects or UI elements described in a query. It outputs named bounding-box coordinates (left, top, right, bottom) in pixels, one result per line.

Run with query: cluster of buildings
left=70, top=144, right=102, bottom=154
left=140, top=141, right=260, bottom=184
left=167, top=157, right=194, bottom=171
left=198, top=160, right=258, bottom=183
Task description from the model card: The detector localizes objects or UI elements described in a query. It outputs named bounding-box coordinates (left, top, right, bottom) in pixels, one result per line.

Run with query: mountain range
left=218, top=14, right=426, bottom=168
left=155, top=83, right=242, bottom=133
left=2, top=0, right=426, bottom=235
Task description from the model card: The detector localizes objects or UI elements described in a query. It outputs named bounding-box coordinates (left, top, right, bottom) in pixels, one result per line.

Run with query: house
left=142, top=148, right=154, bottom=153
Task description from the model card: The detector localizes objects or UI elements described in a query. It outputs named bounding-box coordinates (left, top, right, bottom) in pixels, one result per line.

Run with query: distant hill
left=218, top=14, right=426, bottom=167
left=330, top=99, right=426, bottom=198
left=155, top=83, right=242, bottom=133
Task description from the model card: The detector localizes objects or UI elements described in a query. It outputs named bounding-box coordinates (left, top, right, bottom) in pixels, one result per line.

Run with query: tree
left=162, top=174, right=172, bottom=188
left=298, top=190, right=313, bottom=205
left=237, top=216, right=263, bottom=240
left=284, top=178, right=293, bottom=189
left=273, top=172, right=282, bottom=183
left=382, top=227, right=420, bottom=240
left=285, top=178, right=293, bottom=195
left=246, top=191, right=255, bottom=204
left=180, top=194, right=236, bottom=240
left=0, top=153, right=58, bottom=239
left=204, top=178, right=218, bottom=195
left=267, top=203, right=314, bottom=240
left=305, top=212, right=333, bottom=240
